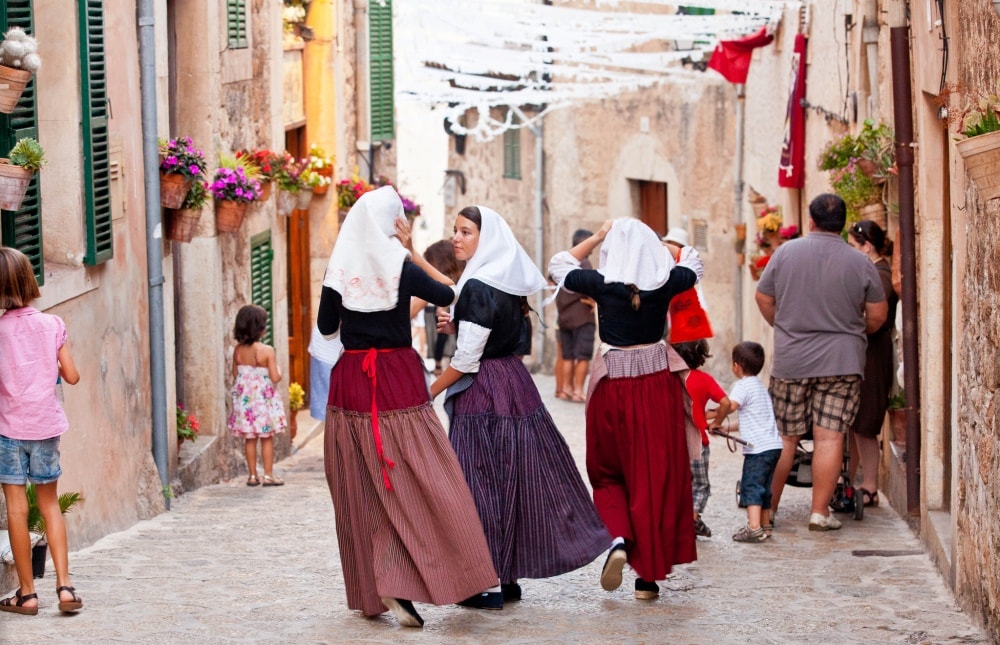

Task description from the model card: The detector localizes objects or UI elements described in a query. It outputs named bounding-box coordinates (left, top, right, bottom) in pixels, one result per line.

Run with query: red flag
left=778, top=34, right=808, bottom=188
left=668, top=288, right=714, bottom=343
left=707, top=26, right=774, bottom=84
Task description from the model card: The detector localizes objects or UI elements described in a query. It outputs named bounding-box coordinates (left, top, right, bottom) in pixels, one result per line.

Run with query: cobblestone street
left=3, top=373, right=988, bottom=644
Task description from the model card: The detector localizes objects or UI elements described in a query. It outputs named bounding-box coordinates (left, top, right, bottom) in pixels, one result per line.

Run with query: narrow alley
left=3, top=373, right=987, bottom=644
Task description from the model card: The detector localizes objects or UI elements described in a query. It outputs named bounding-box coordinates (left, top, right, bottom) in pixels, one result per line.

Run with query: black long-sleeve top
left=563, top=266, right=697, bottom=346
left=453, top=279, right=532, bottom=358
left=317, top=261, right=454, bottom=349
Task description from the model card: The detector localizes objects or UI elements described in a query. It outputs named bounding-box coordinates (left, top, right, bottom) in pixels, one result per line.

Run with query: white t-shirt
left=728, top=376, right=784, bottom=455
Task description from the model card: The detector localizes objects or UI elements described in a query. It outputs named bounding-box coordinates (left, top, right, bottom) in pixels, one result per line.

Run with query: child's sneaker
left=732, top=524, right=768, bottom=543
left=693, top=515, right=712, bottom=537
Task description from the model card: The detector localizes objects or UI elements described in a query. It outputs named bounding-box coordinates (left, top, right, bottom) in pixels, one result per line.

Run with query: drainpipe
left=733, top=83, right=745, bottom=341
left=888, top=0, right=920, bottom=516
left=137, top=0, right=170, bottom=508
left=510, top=105, right=545, bottom=369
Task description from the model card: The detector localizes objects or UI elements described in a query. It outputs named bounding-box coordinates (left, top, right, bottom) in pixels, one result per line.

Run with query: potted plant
left=401, top=194, right=421, bottom=219
left=274, top=152, right=309, bottom=215
left=887, top=389, right=906, bottom=445
left=237, top=148, right=281, bottom=200
left=158, top=136, right=208, bottom=209
left=0, top=27, right=41, bottom=114
left=176, top=403, right=200, bottom=449
left=0, top=137, right=44, bottom=211
left=306, top=144, right=334, bottom=195
left=288, top=382, right=304, bottom=440
left=335, top=171, right=375, bottom=223
left=166, top=180, right=210, bottom=243
left=819, top=120, right=895, bottom=224
left=26, top=483, right=83, bottom=578
left=949, top=82, right=1000, bottom=201
left=211, top=155, right=262, bottom=233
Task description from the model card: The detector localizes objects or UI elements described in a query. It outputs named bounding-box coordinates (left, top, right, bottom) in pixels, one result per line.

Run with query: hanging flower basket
left=258, top=180, right=272, bottom=201
left=0, top=65, right=31, bottom=114
left=166, top=207, right=202, bottom=243
left=277, top=190, right=296, bottom=216
left=956, top=130, right=1000, bottom=202
left=296, top=189, right=313, bottom=210
left=216, top=199, right=249, bottom=233
left=0, top=160, right=33, bottom=211
left=160, top=171, right=193, bottom=209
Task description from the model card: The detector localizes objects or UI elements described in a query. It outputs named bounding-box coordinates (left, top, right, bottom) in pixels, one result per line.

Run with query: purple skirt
left=447, top=355, right=610, bottom=583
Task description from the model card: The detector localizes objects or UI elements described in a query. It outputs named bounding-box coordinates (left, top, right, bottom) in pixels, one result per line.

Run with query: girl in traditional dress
left=430, top=206, right=610, bottom=608
left=548, top=218, right=702, bottom=600
left=318, top=187, right=498, bottom=628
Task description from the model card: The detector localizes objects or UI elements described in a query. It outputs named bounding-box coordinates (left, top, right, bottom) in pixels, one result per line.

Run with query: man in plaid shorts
left=754, top=194, right=887, bottom=531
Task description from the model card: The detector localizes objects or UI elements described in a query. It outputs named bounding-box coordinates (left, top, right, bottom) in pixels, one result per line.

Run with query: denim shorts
left=0, top=435, right=62, bottom=485
left=740, top=448, right=782, bottom=508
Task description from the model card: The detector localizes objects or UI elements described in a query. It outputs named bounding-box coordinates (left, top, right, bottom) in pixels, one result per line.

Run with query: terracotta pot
left=0, top=161, right=33, bottom=211
left=259, top=180, right=272, bottom=201
left=312, top=183, right=329, bottom=196
left=0, top=65, right=31, bottom=114
left=216, top=199, right=249, bottom=233
left=858, top=202, right=887, bottom=229
left=160, top=171, right=192, bottom=209
left=888, top=408, right=906, bottom=445
left=956, top=130, right=1000, bottom=201
left=166, top=207, right=202, bottom=243
left=289, top=412, right=298, bottom=440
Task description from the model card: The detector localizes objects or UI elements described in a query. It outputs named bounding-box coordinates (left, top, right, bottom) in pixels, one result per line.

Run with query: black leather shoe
left=634, top=577, right=660, bottom=600
left=501, top=583, right=521, bottom=602
left=457, top=591, right=503, bottom=610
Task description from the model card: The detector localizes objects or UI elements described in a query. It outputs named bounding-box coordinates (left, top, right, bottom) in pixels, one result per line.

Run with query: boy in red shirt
left=672, top=340, right=732, bottom=538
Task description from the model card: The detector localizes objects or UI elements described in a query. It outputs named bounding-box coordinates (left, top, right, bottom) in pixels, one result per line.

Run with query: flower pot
left=858, top=202, right=887, bottom=229
left=956, top=130, right=1000, bottom=201
left=277, top=190, right=296, bottom=216
left=338, top=207, right=350, bottom=226
left=312, top=183, right=329, bottom=196
left=31, top=541, right=46, bottom=578
left=888, top=408, right=906, bottom=445
left=0, top=161, right=33, bottom=211
left=160, top=171, right=193, bottom=209
left=259, top=180, right=272, bottom=201
left=289, top=412, right=298, bottom=440
left=0, top=65, right=32, bottom=114
left=216, top=199, right=249, bottom=233
left=166, top=207, right=202, bottom=243
left=296, top=189, right=314, bottom=210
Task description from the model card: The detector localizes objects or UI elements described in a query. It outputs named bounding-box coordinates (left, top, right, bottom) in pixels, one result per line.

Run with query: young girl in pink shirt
left=0, top=247, right=82, bottom=615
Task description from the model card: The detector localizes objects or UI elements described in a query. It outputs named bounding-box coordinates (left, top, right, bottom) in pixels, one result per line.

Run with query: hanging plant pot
left=312, top=183, right=329, bottom=196
left=956, top=130, right=1000, bottom=202
left=312, top=166, right=333, bottom=195
left=166, top=207, right=202, bottom=243
left=296, top=189, right=314, bottom=210
left=160, top=171, right=192, bottom=209
left=338, top=207, right=349, bottom=225
left=277, top=190, right=296, bottom=216
left=857, top=202, right=887, bottom=229
left=216, top=199, right=249, bottom=233
left=0, top=65, right=31, bottom=114
left=0, top=160, right=33, bottom=211
left=258, top=180, right=272, bottom=201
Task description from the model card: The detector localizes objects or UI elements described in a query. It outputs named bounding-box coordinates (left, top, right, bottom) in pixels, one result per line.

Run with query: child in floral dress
left=228, top=305, right=287, bottom=486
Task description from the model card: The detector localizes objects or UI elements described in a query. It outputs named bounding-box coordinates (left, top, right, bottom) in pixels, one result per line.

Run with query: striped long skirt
left=447, top=355, right=610, bottom=583
left=325, top=347, right=498, bottom=617
left=586, top=344, right=697, bottom=582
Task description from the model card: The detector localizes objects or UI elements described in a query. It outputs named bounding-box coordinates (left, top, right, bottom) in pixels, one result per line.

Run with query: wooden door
left=639, top=180, right=668, bottom=237
left=285, top=127, right=311, bottom=399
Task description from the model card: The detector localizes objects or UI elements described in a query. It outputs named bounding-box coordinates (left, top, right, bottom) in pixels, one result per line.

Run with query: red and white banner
left=778, top=34, right=808, bottom=188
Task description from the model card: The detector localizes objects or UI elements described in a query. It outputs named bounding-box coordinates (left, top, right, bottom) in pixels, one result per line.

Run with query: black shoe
left=380, top=597, right=424, bottom=628
left=501, top=583, right=522, bottom=602
left=693, top=515, right=713, bottom=538
left=457, top=591, right=503, bottom=610
left=634, top=578, right=660, bottom=600
left=600, top=543, right=628, bottom=591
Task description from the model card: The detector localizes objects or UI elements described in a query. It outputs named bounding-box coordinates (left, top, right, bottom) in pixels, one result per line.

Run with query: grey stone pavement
left=2, top=372, right=989, bottom=644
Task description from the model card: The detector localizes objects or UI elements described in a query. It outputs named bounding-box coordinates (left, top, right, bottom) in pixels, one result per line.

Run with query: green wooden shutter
left=0, top=0, right=43, bottom=284
left=369, top=0, right=394, bottom=142
left=227, top=0, right=248, bottom=50
left=79, top=0, right=112, bottom=265
left=503, top=125, right=520, bottom=179
left=250, top=231, right=274, bottom=346
left=679, top=6, right=715, bottom=15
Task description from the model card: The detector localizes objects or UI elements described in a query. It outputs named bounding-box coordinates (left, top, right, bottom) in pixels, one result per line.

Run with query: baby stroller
left=736, top=427, right=864, bottom=521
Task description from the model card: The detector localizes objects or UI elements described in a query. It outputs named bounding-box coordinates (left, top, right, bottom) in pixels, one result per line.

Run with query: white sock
left=611, top=536, right=625, bottom=548
left=486, top=585, right=501, bottom=593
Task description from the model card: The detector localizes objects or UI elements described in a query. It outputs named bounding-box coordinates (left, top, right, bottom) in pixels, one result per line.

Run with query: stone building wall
left=953, top=4, right=1000, bottom=639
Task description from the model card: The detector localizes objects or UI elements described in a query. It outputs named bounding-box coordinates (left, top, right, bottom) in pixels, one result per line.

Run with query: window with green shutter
left=503, top=123, right=521, bottom=180
left=369, top=0, right=394, bottom=142
left=227, top=0, right=248, bottom=50
left=250, top=231, right=274, bottom=346
left=0, top=0, right=43, bottom=284
left=79, top=0, right=112, bottom=265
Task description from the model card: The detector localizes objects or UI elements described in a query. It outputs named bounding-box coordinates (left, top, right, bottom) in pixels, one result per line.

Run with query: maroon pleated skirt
left=324, top=347, right=498, bottom=617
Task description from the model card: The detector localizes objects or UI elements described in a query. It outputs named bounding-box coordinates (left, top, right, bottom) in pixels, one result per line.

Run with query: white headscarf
left=598, top=218, right=675, bottom=291
left=455, top=205, right=546, bottom=298
left=323, top=186, right=411, bottom=312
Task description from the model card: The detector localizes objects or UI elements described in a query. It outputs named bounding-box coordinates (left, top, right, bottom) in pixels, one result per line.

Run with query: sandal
left=555, top=390, right=573, bottom=401
left=0, top=589, right=38, bottom=615
left=859, top=488, right=879, bottom=507
left=57, top=586, right=83, bottom=613
left=246, top=475, right=260, bottom=487
left=570, top=392, right=586, bottom=403
left=262, top=474, right=285, bottom=486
